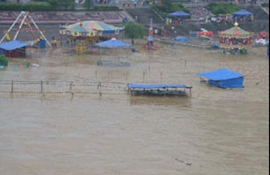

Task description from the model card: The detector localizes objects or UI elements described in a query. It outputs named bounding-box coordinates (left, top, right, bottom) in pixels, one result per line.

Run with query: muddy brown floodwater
left=0, top=41, right=269, bottom=175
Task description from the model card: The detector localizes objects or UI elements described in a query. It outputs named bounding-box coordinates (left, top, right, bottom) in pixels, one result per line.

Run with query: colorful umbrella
left=62, top=21, right=123, bottom=36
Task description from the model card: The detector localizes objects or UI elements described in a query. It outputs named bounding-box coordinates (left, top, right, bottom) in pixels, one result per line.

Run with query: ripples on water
left=0, top=43, right=269, bottom=175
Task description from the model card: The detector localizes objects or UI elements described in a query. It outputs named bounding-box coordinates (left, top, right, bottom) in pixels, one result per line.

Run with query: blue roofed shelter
left=0, top=40, right=30, bottom=58
left=232, top=9, right=253, bottom=17
left=168, top=11, right=191, bottom=17
left=197, top=68, right=245, bottom=88
left=96, top=38, right=131, bottom=48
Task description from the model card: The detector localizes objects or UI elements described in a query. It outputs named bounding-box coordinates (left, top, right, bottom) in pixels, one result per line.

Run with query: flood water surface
left=0, top=43, right=269, bottom=175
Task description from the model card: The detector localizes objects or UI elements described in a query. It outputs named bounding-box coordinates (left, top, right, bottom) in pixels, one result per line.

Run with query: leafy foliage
left=0, top=3, right=53, bottom=11
left=84, top=0, right=93, bottom=10
left=206, top=2, right=240, bottom=15
left=93, top=5, right=120, bottom=11
left=261, top=2, right=269, bottom=7
left=124, top=21, right=145, bottom=44
left=0, top=55, right=8, bottom=67
left=152, top=1, right=189, bottom=18
left=48, top=0, right=74, bottom=10
left=0, top=1, right=119, bottom=11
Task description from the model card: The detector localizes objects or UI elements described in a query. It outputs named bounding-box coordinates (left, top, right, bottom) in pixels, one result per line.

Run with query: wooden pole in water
left=41, top=80, right=43, bottom=93
left=143, top=71, right=145, bottom=83
left=98, top=82, right=102, bottom=98
left=70, top=81, right=73, bottom=93
left=160, top=72, right=163, bottom=83
left=11, top=80, right=13, bottom=93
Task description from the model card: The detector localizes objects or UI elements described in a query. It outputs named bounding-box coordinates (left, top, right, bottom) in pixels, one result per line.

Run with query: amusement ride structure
left=218, top=22, right=253, bottom=54
left=0, top=11, right=51, bottom=47
left=142, top=18, right=159, bottom=50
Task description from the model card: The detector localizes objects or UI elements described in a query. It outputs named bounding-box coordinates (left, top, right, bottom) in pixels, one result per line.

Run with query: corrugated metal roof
left=0, top=40, right=29, bottom=51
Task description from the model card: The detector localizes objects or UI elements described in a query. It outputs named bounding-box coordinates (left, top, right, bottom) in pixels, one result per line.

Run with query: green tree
left=206, top=2, right=239, bottom=15
left=124, top=21, right=145, bottom=45
left=0, top=55, right=8, bottom=67
left=48, top=0, right=74, bottom=10
left=84, top=0, right=94, bottom=10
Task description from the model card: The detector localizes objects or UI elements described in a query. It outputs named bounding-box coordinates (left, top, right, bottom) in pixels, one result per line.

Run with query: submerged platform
left=97, top=60, right=131, bottom=67
left=127, top=83, right=192, bottom=97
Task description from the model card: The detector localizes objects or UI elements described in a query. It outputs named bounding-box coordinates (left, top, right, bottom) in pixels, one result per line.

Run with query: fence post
left=143, top=71, right=145, bottom=83
left=160, top=72, right=163, bottom=83
left=11, top=81, right=13, bottom=93
left=98, top=82, right=102, bottom=98
left=70, top=81, right=73, bottom=92
left=41, top=81, right=43, bottom=93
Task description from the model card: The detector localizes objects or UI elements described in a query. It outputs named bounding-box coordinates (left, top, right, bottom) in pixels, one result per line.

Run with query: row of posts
left=8, top=59, right=188, bottom=95
left=9, top=80, right=103, bottom=98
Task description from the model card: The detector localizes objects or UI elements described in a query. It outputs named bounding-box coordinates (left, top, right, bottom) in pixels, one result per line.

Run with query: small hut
left=0, top=40, right=30, bottom=58
left=218, top=22, right=254, bottom=54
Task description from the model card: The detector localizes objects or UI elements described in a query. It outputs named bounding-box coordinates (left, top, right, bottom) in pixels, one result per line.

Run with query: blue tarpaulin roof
left=96, top=38, right=131, bottom=48
left=174, top=36, right=189, bottom=42
left=197, top=68, right=244, bottom=88
left=0, top=40, right=30, bottom=51
left=197, top=68, right=244, bottom=80
left=232, top=9, right=253, bottom=16
left=128, top=83, right=192, bottom=89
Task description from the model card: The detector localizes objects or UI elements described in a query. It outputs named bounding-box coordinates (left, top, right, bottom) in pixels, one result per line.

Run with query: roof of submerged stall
left=0, top=40, right=30, bottom=51
left=128, top=83, right=192, bottom=89
left=197, top=68, right=244, bottom=81
left=197, top=68, right=245, bottom=88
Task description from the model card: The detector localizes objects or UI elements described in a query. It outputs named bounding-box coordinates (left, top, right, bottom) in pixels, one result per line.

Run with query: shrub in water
left=0, top=54, right=8, bottom=66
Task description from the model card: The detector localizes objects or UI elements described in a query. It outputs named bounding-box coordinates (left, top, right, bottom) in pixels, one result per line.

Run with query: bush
left=0, top=55, right=8, bottom=67
left=152, top=2, right=189, bottom=18
left=0, top=3, right=121, bottom=11
left=0, top=3, right=52, bottom=11
left=261, top=2, right=269, bottom=7
left=93, top=5, right=120, bottom=11
left=206, top=2, right=239, bottom=15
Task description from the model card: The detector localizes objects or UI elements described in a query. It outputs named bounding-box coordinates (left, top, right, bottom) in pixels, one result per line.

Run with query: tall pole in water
left=147, top=18, right=153, bottom=50
left=267, top=43, right=269, bottom=58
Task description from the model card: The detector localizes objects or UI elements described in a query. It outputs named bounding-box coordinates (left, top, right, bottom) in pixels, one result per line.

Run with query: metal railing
left=0, top=80, right=127, bottom=95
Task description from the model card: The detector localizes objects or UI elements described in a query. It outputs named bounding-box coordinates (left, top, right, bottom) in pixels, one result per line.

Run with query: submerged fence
left=0, top=80, right=127, bottom=95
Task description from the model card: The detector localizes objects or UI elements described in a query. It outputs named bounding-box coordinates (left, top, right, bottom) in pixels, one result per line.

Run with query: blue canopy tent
left=168, top=11, right=191, bottom=17
left=232, top=9, right=253, bottom=22
left=96, top=38, right=131, bottom=48
left=197, top=68, right=245, bottom=88
left=168, top=11, right=190, bottom=25
left=232, top=9, right=253, bottom=16
left=96, top=38, right=132, bottom=67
